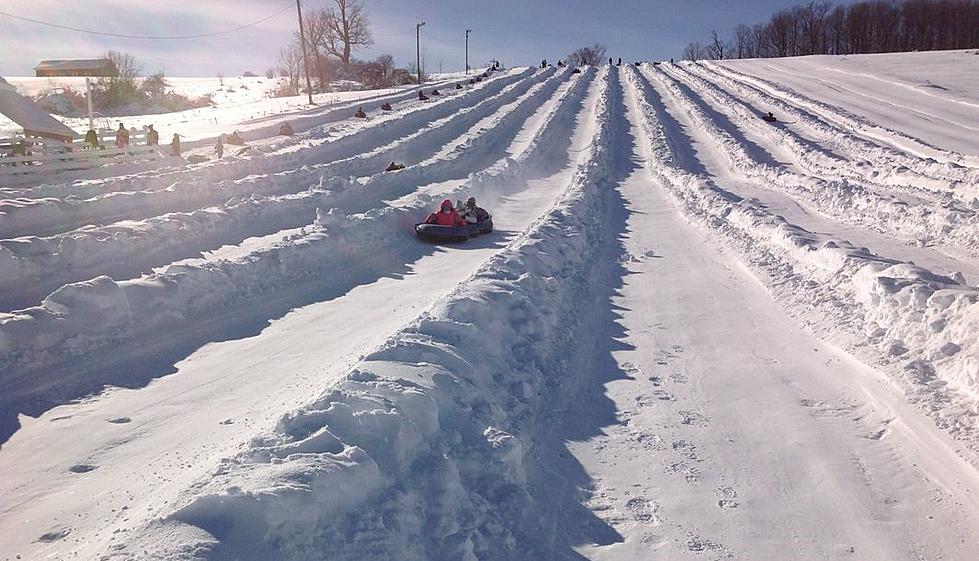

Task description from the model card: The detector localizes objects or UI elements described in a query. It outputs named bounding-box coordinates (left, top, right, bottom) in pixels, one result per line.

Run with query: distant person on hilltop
left=146, top=124, right=159, bottom=146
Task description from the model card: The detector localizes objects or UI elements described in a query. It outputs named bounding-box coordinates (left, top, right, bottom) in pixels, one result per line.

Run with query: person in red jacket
left=425, top=199, right=465, bottom=226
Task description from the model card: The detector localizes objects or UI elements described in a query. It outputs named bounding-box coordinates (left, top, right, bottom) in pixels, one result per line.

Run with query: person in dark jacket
left=146, top=124, right=159, bottom=146
left=425, top=199, right=466, bottom=226
left=215, top=136, right=224, bottom=158
left=355, top=106, right=367, bottom=118
left=84, top=129, right=99, bottom=149
left=762, top=111, right=777, bottom=122
left=461, top=196, right=489, bottom=223
left=418, top=90, right=429, bottom=101
left=381, top=102, right=393, bottom=111
left=170, top=133, right=181, bottom=157
left=279, top=121, right=294, bottom=135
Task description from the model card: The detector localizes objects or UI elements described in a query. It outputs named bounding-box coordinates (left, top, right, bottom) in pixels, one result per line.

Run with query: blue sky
left=1, top=1, right=849, bottom=76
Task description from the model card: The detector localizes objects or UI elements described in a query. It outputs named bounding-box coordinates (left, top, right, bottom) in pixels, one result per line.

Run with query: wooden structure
left=34, top=59, right=118, bottom=78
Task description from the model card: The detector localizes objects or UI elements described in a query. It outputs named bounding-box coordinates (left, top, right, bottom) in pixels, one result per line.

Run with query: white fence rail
left=0, top=129, right=164, bottom=186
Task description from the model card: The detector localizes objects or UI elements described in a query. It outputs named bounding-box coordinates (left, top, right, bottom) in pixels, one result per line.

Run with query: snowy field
left=0, top=51, right=978, bottom=561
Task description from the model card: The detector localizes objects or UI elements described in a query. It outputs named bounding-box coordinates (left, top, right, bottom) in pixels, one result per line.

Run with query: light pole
left=465, top=29, right=471, bottom=75
left=416, top=21, right=426, bottom=86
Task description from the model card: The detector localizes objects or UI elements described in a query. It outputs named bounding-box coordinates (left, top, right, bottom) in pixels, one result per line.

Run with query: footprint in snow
left=625, top=497, right=660, bottom=524
left=630, top=430, right=667, bottom=451
left=679, top=410, right=710, bottom=428
left=667, top=461, right=702, bottom=485
left=672, top=439, right=700, bottom=462
left=69, top=464, right=97, bottom=473
left=107, top=416, right=131, bottom=424
left=685, top=534, right=724, bottom=553
left=669, top=370, right=689, bottom=384
left=715, top=486, right=741, bottom=510
left=635, top=390, right=674, bottom=406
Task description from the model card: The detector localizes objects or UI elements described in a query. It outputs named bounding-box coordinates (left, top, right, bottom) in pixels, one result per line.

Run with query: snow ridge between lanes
left=624, top=66, right=979, bottom=447
left=119, top=67, right=614, bottom=561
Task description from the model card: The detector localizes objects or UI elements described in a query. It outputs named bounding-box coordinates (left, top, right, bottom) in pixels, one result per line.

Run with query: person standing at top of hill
left=146, top=124, right=159, bottom=146
left=170, top=133, right=181, bottom=157
left=115, top=123, right=129, bottom=148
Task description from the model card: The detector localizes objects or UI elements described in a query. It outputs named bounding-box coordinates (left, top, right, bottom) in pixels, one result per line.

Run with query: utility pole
left=296, top=0, right=314, bottom=105
left=416, top=21, right=426, bottom=85
left=465, top=29, right=471, bottom=74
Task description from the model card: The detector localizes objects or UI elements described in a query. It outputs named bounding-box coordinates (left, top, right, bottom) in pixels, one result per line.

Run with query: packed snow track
left=1, top=53, right=978, bottom=561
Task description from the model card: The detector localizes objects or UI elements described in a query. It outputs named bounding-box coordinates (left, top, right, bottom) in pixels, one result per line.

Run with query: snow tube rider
left=461, top=197, right=489, bottom=224
left=425, top=199, right=466, bottom=227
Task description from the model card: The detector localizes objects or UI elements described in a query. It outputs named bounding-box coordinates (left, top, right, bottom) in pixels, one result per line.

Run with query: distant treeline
left=684, top=0, right=979, bottom=60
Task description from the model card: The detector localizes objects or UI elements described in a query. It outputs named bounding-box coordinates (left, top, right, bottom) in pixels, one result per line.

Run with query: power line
left=0, top=4, right=293, bottom=40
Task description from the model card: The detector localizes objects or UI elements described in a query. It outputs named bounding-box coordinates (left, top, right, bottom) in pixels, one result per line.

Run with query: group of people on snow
left=82, top=123, right=181, bottom=156
left=424, top=197, right=489, bottom=227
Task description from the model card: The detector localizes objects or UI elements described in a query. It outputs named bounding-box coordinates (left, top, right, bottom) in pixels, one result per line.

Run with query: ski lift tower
left=34, top=59, right=118, bottom=132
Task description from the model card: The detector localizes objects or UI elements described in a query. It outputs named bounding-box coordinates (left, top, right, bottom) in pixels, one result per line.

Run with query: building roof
left=0, top=77, right=79, bottom=140
left=34, top=59, right=115, bottom=73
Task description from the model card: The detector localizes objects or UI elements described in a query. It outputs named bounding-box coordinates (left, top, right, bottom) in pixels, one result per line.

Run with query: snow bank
left=625, top=66, right=979, bottom=439
left=116, top=67, right=616, bottom=561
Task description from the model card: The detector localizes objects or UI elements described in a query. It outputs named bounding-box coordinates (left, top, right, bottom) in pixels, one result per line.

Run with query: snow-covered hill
left=0, top=52, right=977, bottom=561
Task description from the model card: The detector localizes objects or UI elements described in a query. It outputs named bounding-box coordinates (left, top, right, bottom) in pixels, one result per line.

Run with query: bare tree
left=709, top=29, right=728, bottom=59
left=567, top=43, right=608, bottom=66
left=375, top=54, right=395, bottom=81
left=301, top=8, right=331, bottom=91
left=277, top=45, right=303, bottom=90
left=322, top=0, right=374, bottom=64
left=682, top=41, right=706, bottom=61
left=732, top=24, right=754, bottom=58
left=101, top=51, right=141, bottom=83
